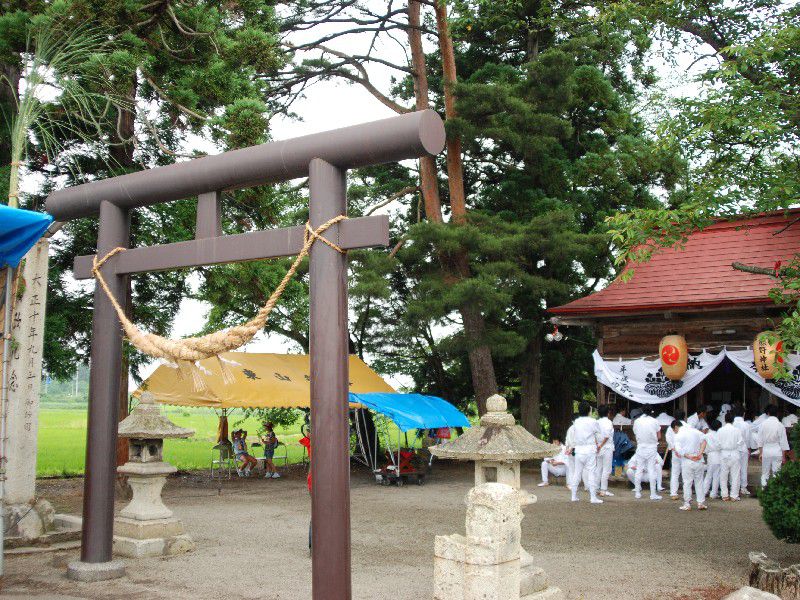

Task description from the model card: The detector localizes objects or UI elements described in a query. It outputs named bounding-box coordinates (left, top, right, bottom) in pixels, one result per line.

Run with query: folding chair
left=211, top=442, right=235, bottom=479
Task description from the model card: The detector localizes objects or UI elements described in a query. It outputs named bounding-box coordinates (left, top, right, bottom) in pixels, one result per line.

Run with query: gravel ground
left=3, top=462, right=797, bottom=600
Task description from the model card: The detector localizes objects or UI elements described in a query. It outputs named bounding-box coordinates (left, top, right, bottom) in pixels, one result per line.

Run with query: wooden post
left=596, top=335, right=606, bottom=405
left=308, top=158, right=351, bottom=600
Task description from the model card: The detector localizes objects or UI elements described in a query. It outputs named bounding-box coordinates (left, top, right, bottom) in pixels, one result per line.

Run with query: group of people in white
left=538, top=401, right=793, bottom=511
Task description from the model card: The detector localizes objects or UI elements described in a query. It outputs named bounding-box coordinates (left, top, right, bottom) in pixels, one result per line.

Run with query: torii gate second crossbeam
left=45, top=110, right=445, bottom=599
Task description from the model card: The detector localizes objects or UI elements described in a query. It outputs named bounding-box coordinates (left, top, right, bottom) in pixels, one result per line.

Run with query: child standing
left=261, top=422, right=281, bottom=479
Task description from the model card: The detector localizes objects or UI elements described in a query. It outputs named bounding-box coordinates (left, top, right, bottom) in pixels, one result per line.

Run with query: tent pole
left=0, top=265, right=15, bottom=578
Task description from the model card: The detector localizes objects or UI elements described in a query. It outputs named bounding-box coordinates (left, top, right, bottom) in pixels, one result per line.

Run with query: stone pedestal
left=113, top=461, right=194, bottom=558
left=434, top=483, right=562, bottom=600
left=2, top=498, right=54, bottom=540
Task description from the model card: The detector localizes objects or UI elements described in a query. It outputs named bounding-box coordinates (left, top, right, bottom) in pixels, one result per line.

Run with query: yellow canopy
left=135, top=352, right=395, bottom=409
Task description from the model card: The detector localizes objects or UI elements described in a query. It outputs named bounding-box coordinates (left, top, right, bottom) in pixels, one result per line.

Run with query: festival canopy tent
left=0, top=205, right=53, bottom=269
left=349, top=392, right=470, bottom=431
left=137, top=352, right=396, bottom=408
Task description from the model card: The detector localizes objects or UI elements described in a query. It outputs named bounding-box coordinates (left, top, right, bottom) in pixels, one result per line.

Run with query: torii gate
left=45, top=110, right=445, bottom=597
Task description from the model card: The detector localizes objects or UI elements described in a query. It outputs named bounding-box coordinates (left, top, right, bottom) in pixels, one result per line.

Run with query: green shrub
left=760, top=459, right=800, bottom=543
left=791, top=421, right=800, bottom=450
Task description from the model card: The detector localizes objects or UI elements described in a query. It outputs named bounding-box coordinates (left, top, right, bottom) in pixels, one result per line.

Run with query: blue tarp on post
left=0, top=205, right=53, bottom=268
left=349, top=392, right=470, bottom=432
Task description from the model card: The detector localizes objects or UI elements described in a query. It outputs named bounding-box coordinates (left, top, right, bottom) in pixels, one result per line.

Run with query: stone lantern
left=431, top=394, right=559, bottom=493
left=431, top=394, right=563, bottom=600
left=113, top=392, right=195, bottom=558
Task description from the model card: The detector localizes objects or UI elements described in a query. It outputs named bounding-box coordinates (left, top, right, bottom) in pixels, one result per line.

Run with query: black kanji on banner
left=644, top=368, right=684, bottom=398
left=775, top=365, right=800, bottom=400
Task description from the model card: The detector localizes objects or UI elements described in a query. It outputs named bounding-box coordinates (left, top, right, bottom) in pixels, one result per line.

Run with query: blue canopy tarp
left=0, top=205, right=53, bottom=268
left=349, top=392, right=470, bottom=432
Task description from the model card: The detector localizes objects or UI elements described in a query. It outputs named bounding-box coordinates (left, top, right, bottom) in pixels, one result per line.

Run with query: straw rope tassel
left=92, top=216, right=347, bottom=389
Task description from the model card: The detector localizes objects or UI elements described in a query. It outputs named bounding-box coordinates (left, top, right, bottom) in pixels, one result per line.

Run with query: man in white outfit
left=716, top=404, right=731, bottom=428
left=539, top=439, right=569, bottom=486
left=718, top=412, right=743, bottom=501
left=612, top=408, right=632, bottom=426
left=665, top=411, right=687, bottom=500
left=674, top=419, right=707, bottom=511
left=757, top=404, right=790, bottom=488
left=570, top=402, right=603, bottom=504
left=687, top=406, right=711, bottom=431
left=596, top=405, right=615, bottom=497
left=733, top=408, right=752, bottom=496
left=631, top=407, right=662, bottom=500
left=564, top=424, right=577, bottom=491
left=703, top=421, right=722, bottom=500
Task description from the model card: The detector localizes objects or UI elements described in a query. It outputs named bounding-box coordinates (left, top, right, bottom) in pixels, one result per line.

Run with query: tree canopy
left=3, top=0, right=793, bottom=435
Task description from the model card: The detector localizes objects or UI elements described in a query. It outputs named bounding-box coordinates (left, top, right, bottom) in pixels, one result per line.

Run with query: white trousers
left=565, top=456, right=575, bottom=489
left=740, top=450, right=750, bottom=491
left=572, top=450, right=598, bottom=499
left=633, top=447, right=659, bottom=497
left=703, top=463, right=721, bottom=498
left=720, top=451, right=741, bottom=500
left=761, top=454, right=783, bottom=487
left=596, top=449, right=614, bottom=492
left=541, top=461, right=567, bottom=484
left=669, top=451, right=682, bottom=496
left=627, top=467, right=653, bottom=484
left=681, top=459, right=706, bottom=505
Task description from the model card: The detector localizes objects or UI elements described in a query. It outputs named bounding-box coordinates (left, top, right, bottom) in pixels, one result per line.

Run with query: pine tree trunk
left=520, top=335, right=542, bottom=436
left=408, top=0, right=443, bottom=222
left=547, top=347, right=575, bottom=441
left=461, top=303, right=498, bottom=415
left=433, top=0, right=466, bottom=223
left=433, top=0, right=499, bottom=414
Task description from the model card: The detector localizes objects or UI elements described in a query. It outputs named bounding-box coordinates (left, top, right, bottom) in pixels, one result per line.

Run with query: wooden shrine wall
left=597, top=311, right=780, bottom=358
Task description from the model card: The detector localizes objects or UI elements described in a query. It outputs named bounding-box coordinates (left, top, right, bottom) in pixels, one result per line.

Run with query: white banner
left=725, top=349, right=800, bottom=408
left=594, top=349, right=727, bottom=405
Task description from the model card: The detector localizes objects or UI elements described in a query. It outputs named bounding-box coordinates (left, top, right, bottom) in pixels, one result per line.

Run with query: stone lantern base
left=434, top=483, right=563, bottom=600
left=114, top=516, right=194, bottom=558
left=112, top=461, right=194, bottom=558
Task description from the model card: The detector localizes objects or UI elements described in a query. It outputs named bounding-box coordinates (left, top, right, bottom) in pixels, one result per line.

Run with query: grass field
left=36, top=405, right=310, bottom=477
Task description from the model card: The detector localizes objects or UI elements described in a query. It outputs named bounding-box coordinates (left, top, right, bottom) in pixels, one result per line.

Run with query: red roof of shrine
left=550, top=210, right=800, bottom=317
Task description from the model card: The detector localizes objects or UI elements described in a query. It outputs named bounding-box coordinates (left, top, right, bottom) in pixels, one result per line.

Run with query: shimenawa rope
left=92, top=216, right=347, bottom=389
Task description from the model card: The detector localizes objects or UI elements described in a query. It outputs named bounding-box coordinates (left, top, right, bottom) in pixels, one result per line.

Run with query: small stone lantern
left=431, top=394, right=559, bottom=494
left=431, top=394, right=563, bottom=600
left=113, top=392, right=195, bottom=558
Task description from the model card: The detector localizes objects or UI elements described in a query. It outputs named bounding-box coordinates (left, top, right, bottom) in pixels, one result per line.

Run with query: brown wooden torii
left=45, top=110, right=445, bottom=598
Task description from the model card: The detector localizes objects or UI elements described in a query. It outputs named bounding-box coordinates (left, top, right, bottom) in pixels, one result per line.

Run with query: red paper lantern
left=754, top=331, right=783, bottom=380
left=660, top=335, right=688, bottom=381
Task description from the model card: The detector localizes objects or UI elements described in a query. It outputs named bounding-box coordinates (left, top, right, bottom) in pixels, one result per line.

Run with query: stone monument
left=112, top=392, right=195, bottom=558
left=431, top=394, right=563, bottom=600
left=2, top=240, right=54, bottom=541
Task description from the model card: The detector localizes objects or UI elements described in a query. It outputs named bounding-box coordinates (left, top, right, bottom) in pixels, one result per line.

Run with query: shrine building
left=549, top=210, right=800, bottom=420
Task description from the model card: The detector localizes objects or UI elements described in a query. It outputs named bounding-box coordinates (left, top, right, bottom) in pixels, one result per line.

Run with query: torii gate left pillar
left=45, top=111, right=445, bottom=596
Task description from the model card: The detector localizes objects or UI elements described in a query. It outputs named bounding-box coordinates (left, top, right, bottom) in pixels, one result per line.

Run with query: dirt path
left=3, top=463, right=796, bottom=599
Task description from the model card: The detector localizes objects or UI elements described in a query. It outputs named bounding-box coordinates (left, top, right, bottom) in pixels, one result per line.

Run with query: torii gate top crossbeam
left=45, top=110, right=445, bottom=221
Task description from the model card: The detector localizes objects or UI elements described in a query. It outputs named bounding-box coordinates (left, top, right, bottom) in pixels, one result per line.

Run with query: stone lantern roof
left=430, top=394, right=558, bottom=462
left=118, top=392, right=194, bottom=439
